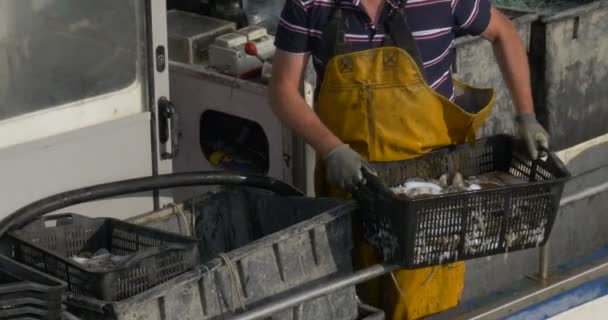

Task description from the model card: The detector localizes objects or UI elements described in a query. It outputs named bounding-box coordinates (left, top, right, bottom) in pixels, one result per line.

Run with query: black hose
left=0, top=171, right=304, bottom=237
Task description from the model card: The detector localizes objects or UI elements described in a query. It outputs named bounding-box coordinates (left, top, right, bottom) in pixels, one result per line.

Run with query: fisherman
left=269, top=0, right=550, bottom=319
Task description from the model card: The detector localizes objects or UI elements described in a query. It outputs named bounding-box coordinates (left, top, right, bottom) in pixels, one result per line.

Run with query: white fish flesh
left=70, top=248, right=131, bottom=272
left=391, top=171, right=527, bottom=199
left=389, top=171, right=544, bottom=264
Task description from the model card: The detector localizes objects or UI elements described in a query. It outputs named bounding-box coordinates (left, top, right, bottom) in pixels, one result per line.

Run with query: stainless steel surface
left=167, top=10, right=236, bottom=64
left=462, top=259, right=608, bottom=320
left=227, top=264, right=399, bottom=320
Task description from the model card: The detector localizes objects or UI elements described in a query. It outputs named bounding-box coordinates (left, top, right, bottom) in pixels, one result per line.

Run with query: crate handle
left=118, top=243, right=192, bottom=268
left=353, top=168, right=395, bottom=200
left=40, top=214, right=77, bottom=228
left=538, top=145, right=549, bottom=161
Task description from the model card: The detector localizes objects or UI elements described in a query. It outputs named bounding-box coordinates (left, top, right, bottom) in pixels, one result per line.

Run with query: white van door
left=0, top=0, right=174, bottom=220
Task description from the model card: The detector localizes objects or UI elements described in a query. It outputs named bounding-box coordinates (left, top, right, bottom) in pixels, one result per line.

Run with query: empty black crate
left=7, top=213, right=199, bottom=301
left=0, top=254, right=66, bottom=320
left=353, top=135, right=570, bottom=268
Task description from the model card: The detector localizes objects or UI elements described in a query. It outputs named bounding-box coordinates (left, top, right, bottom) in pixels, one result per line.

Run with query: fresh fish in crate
left=71, top=248, right=130, bottom=272
left=469, top=171, right=528, bottom=189
left=391, top=171, right=528, bottom=199
left=392, top=170, right=536, bottom=263
left=392, top=172, right=477, bottom=199
left=442, top=172, right=480, bottom=193
left=463, top=210, right=500, bottom=256
left=391, top=181, right=443, bottom=199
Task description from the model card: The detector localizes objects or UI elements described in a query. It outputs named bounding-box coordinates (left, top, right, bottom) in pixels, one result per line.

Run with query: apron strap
left=316, top=0, right=424, bottom=70
left=314, top=0, right=425, bottom=98
left=316, top=1, right=348, bottom=65
left=383, top=5, right=425, bottom=72
left=314, top=0, right=348, bottom=100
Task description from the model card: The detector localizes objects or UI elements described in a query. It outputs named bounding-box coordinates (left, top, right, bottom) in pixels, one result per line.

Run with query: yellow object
left=314, top=45, right=494, bottom=319
left=316, top=47, right=494, bottom=162
left=208, top=151, right=228, bottom=166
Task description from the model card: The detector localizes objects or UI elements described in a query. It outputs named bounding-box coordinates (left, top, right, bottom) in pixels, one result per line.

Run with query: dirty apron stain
left=312, top=5, right=495, bottom=320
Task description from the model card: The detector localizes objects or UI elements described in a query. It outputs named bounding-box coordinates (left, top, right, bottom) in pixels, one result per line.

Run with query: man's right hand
left=516, top=112, right=550, bottom=160
left=323, top=144, right=369, bottom=191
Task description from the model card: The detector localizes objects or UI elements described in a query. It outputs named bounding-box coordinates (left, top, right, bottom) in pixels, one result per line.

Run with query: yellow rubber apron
left=313, top=4, right=495, bottom=320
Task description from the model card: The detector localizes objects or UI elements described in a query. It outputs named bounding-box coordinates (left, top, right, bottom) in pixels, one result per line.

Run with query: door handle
left=158, top=97, right=180, bottom=160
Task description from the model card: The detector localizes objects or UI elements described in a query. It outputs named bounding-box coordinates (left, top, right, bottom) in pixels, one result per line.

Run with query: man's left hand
left=516, top=113, right=550, bottom=160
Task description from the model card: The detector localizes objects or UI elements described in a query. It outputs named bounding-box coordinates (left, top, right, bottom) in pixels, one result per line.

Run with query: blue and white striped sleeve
left=274, top=0, right=312, bottom=54
left=452, top=0, right=491, bottom=36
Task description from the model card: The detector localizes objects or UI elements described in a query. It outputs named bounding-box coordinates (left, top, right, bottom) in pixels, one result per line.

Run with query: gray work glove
left=516, top=113, right=550, bottom=160
left=323, top=144, right=369, bottom=191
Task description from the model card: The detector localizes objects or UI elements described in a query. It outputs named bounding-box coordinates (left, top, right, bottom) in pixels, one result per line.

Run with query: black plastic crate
left=353, top=135, right=570, bottom=268
left=0, top=254, right=66, bottom=320
left=7, top=213, right=199, bottom=301
left=63, top=190, right=359, bottom=320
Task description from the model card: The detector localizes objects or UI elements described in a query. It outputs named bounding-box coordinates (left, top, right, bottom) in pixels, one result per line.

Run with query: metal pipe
left=559, top=180, right=608, bottom=207
left=537, top=180, right=608, bottom=280
left=227, top=264, right=399, bottom=320
left=0, top=172, right=304, bottom=237
left=539, top=241, right=550, bottom=280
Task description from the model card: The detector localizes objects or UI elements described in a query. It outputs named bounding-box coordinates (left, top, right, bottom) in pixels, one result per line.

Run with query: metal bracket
left=155, top=46, right=166, bottom=72
left=158, top=97, right=180, bottom=160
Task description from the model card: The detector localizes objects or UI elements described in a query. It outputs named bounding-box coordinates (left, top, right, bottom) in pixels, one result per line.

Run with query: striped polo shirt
left=274, top=0, right=491, bottom=101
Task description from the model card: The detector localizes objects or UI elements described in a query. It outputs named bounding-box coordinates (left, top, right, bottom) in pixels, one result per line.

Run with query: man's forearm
left=490, top=16, right=535, bottom=114
left=269, top=84, right=342, bottom=157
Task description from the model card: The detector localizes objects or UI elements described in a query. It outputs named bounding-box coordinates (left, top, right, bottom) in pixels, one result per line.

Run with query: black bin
left=354, top=135, right=570, bottom=268
left=0, top=254, right=66, bottom=320
left=6, top=213, right=199, bottom=301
